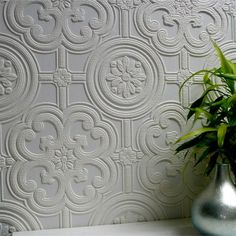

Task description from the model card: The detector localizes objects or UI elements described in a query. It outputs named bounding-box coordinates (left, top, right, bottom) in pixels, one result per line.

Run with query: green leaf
left=187, top=96, right=205, bottom=120
left=226, top=93, right=236, bottom=106
left=179, top=69, right=212, bottom=93
left=195, top=133, right=217, bottom=148
left=175, top=136, right=200, bottom=153
left=203, top=71, right=212, bottom=85
left=217, top=123, right=228, bottom=148
left=228, top=104, right=236, bottom=126
left=193, top=108, right=213, bottom=121
left=176, top=42, right=236, bottom=175
left=212, top=41, right=233, bottom=74
left=209, top=96, right=224, bottom=115
left=229, top=119, right=236, bottom=127
left=229, top=61, right=236, bottom=74
left=210, top=96, right=227, bottom=107
left=187, top=85, right=221, bottom=120
left=194, top=147, right=216, bottom=167
left=212, top=41, right=235, bottom=93
left=176, top=127, right=217, bottom=143
left=205, top=152, right=219, bottom=176
left=218, top=73, right=236, bottom=80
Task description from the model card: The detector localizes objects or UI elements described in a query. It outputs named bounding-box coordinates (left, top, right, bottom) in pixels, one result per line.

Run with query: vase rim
left=216, top=163, right=230, bottom=166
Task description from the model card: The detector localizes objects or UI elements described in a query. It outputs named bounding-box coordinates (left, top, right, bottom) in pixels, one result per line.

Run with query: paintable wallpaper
left=0, top=0, right=235, bottom=233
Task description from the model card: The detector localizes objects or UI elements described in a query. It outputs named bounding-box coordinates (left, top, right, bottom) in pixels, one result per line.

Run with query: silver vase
left=192, top=163, right=236, bottom=236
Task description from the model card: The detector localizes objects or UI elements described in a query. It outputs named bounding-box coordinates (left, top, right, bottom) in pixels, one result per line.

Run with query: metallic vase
left=192, top=164, right=236, bottom=236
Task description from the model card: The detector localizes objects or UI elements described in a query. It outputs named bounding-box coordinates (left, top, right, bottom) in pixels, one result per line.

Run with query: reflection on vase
left=192, top=164, right=236, bottom=236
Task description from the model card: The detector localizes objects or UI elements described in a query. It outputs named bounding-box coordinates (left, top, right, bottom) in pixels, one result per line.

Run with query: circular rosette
left=0, top=34, right=38, bottom=122
left=89, top=193, right=166, bottom=225
left=86, top=38, right=164, bottom=118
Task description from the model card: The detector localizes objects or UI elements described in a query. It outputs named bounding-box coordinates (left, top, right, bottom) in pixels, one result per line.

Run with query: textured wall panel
left=0, top=0, right=234, bottom=233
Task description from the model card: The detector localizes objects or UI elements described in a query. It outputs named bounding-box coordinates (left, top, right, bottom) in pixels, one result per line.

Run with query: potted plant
left=175, top=42, right=236, bottom=236
left=176, top=41, right=236, bottom=179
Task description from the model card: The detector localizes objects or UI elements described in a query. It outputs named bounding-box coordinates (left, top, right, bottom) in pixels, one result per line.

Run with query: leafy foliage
left=176, top=42, right=236, bottom=178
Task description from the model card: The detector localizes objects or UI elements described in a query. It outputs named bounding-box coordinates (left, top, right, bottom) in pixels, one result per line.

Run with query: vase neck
left=214, top=164, right=232, bottom=183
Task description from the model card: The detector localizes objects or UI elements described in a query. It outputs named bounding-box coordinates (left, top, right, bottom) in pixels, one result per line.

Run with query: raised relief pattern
left=7, top=104, right=117, bottom=214
left=51, top=146, right=77, bottom=173
left=0, top=223, right=16, bottom=236
left=119, top=147, right=141, bottom=165
left=5, top=0, right=114, bottom=52
left=86, top=38, right=164, bottom=118
left=89, top=193, right=165, bottom=225
left=112, top=146, right=144, bottom=166
left=0, top=58, right=17, bottom=96
left=136, top=0, right=226, bottom=53
left=113, top=211, right=145, bottom=224
left=109, top=0, right=146, bottom=10
left=0, top=154, right=15, bottom=170
left=0, top=202, right=41, bottom=231
left=106, top=56, right=146, bottom=98
left=53, top=68, right=71, bottom=87
left=222, top=0, right=236, bottom=16
left=138, top=102, right=207, bottom=206
left=51, top=0, right=71, bottom=11
left=0, top=0, right=231, bottom=229
left=0, top=34, right=38, bottom=122
left=173, top=0, right=193, bottom=16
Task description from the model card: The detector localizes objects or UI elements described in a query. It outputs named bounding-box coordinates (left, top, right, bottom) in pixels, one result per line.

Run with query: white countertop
left=13, top=218, right=200, bottom=236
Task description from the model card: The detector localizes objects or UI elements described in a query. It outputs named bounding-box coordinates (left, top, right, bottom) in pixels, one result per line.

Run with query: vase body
left=192, top=164, right=236, bottom=236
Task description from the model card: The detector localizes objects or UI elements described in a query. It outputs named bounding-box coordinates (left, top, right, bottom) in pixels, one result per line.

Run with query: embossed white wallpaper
left=0, top=0, right=235, bottom=233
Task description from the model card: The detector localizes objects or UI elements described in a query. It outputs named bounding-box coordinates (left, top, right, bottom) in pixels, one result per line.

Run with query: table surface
left=13, top=218, right=200, bottom=236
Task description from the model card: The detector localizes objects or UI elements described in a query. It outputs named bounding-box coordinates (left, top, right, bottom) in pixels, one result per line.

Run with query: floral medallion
left=106, top=56, right=146, bottom=98
left=86, top=38, right=164, bottom=118
left=51, top=0, right=71, bottom=11
left=53, top=68, right=71, bottom=87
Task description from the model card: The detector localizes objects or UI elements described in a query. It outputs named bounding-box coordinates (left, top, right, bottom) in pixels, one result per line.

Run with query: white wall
left=0, top=0, right=234, bottom=232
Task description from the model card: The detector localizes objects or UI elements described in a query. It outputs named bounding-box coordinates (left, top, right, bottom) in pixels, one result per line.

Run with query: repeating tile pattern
left=0, top=0, right=234, bottom=232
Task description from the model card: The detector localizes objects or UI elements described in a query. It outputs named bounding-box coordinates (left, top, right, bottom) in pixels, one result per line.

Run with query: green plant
left=176, top=41, right=236, bottom=180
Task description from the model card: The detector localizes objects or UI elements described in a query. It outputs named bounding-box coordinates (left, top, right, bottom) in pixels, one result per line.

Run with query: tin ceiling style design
left=0, top=0, right=233, bottom=231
